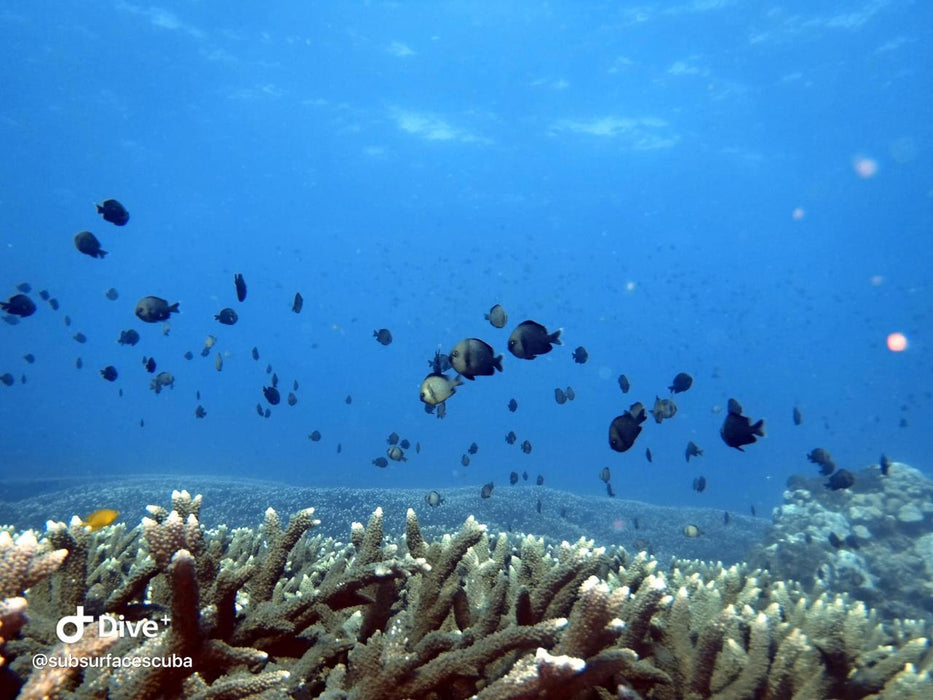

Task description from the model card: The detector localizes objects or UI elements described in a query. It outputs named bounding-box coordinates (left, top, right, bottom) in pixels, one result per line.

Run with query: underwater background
left=1, top=0, right=931, bottom=523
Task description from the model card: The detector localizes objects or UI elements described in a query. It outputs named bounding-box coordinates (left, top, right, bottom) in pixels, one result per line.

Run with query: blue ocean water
left=0, top=2, right=930, bottom=521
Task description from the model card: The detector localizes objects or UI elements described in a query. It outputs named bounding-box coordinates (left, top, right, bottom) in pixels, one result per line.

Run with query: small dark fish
left=807, top=448, right=836, bottom=476
left=650, top=396, right=678, bottom=424
left=723, top=511, right=731, bottom=525
left=0, top=373, right=15, bottom=386
left=606, top=482, right=615, bottom=498
left=135, top=296, right=179, bottom=323
left=505, top=431, right=517, bottom=445
left=105, top=288, right=119, bottom=300
left=215, top=308, right=238, bottom=325
left=599, top=466, right=611, bottom=483
left=234, top=273, right=247, bottom=302
left=23, top=353, right=35, bottom=364
left=196, top=390, right=200, bottom=400
left=388, top=446, right=406, bottom=462
left=251, top=347, right=260, bottom=361
left=510, top=471, right=518, bottom=485
left=692, top=476, right=707, bottom=493
left=750, top=505, right=757, bottom=517
left=425, top=490, right=444, bottom=507
left=536, top=474, right=544, bottom=486
left=536, top=499, right=542, bottom=513
left=415, top=442, right=421, bottom=453
left=118, top=329, right=140, bottom=346
left=828, top=532, right=843, bottom=549
left=554, top=387, right=567, bottom=405
left=400, top=438, right=410, bottom=449
left=645, top=448, right=653, bottom=463
left=271, top=373, right=279, bottom=388
left=449, top=338, right=503, bottom=379
left=292, top=292, right=303, bottom=313
left=485, top=303, right=508, bottom=328
left=96, top=199, right=129, bottom=226
left=880, top=454, right=892, bottom=475
left=74, top=231, right=107, bottom=259
left=73, top=332, right=87, bottom=344
left=720, top=398, right=765, bottom=451
left=387, top=432, right=400, bottom=445
left=293, top=379, right=299, bottom=391
left=100, top=366, right=118, bottom=382
left=428, top=350, right=452, bottom=374
left=565, top=386, right=575, bottom=401
left=309, top=430, right=322, bottom=442
left=264, top=408, right=271, bottom=418
left=508, top=398, right=518, bottom=412
left=468, top=442, right=478, bottom=455
left=522, top=471, right=528, bottom=481
left=337, top=443, right=342, bottom=453
left=139, top=418, right=145, bottom=427
left=287, top=392, right=297, bottom=406
left=618, top=374, right=631, bottom=393
left=184, top=351, right=194, bottom=360
left=16, top=283, right=31, bottom=293
left=256, top=403, right=264, bottom=417
left=826, top=469, right=855, bottom=491
left=668, top=372, right=693, bottom=394
left=571, top=346, right=588, bottom=364
left=507, top=320, right=562, bottom=360
left=372, top=457, right=389, bottom=468
left=38, top=289, right=49, bottom=300
left=263, top=386, right=280, bottom=405
left=373, top=328, right=393, bottom=346
left=609, top=402, right=647, bottom=453
left=195, top=405, right=207, bottom=419
left=50, top=299, right=60, bottom=311
left=460, top=454, right=470, bottom=467
left=200, top=346, right=211, bottom=358
left=480, top=481, right=494, bottom=499
left=792, top=406, right=803, bottom=426
left=685, top=441, right=703, bottom=462
left=1, top=294, right=36, bottom=317
left=346, top=395, right=353, bottom=404
left=520, top=440, right=532, bottom=454
left=75, top=357, right=83, bottom=369
left=143, top=357, right=156, bottom=373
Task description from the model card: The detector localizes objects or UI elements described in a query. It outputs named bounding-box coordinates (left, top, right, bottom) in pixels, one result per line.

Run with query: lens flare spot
left=853, top=156, right=878, bottom=179
left=792, top=207, right=805, bottom=220
left=886, top=332, right=908, bottom=353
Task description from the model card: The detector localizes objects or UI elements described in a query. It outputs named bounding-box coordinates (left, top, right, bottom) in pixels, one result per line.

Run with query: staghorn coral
left=0, top=491, right=930, bottom=698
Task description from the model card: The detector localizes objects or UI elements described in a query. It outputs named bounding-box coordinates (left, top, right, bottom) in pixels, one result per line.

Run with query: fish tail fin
left=453, top=375, right=464, bottom=387
left=168, top=302, right=180, bottom=313
left=98, top=249, right=108, bottom=258
left=549, top=328, right=563, bottom=345
left=493, top=354, right=503, bottom=372
left=753, top=419, right=766, bottom=437
left=95, top=203, right=103, bottom=213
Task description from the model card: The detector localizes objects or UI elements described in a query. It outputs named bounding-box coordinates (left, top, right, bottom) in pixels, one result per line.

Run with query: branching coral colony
left=1, top=490, right=932, bottom=698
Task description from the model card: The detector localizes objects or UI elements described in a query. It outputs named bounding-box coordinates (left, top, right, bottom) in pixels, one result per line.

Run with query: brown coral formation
left=0, top=489, right=931, bottom=698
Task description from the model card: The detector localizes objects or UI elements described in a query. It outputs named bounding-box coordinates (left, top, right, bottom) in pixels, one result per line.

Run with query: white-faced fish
left=419, top=373, right=462, bottom=405
left=599, top=466, right=611, bottom=483
left=425, top=490, right=444, bottom=507
left=720, top=398, right=765, bottom=451
left=387, top=446, right=406, bottom=462
left=1, top=294, right=36, bottom=317
left=609, top=402, right=647, bottom=453
left=668, top=372, right=693, bottom=394
left=485, top=303, right=508, bottom=328
left=651, top=396, right=678, bottom=424
left=150, top=372, right=174, bottom=394
left=74, top=231, right=107, bottom=259
left=449, top=338, right=503, bottom=380
left=215, top=308, right=238, bottom=325
left=96, top=199, right=129, bottom=226
left=373, top=328, right=393, bottom=346
left=135, top=296, right=179, bottom=323
left=685, top=441, right=703, bottom=462
left=82, top=509, right=119, bottom=531
left=683, top=524, right=700, bottom=538
left=234, top=273, right=247, bottom=302
left=507, top=320, right=562, bottom=360
left=571, top=346, right=588, bottom=364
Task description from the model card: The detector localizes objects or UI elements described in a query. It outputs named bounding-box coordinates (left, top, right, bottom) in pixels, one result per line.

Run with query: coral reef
left=752, top=460, right=933, bottom=622
left=0, top=488, right=930, bottom=698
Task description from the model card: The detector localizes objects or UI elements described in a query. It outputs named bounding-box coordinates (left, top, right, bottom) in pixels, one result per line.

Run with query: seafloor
left=2, top=463, right=932, bottom=698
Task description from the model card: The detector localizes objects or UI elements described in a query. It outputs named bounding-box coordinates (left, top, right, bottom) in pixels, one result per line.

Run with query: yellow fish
left=82, top=509, right=119, bottom=531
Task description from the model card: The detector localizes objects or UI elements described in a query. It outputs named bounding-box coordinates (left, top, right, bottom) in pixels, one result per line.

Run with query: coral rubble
left=0, top=488, right=931, bottom=698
